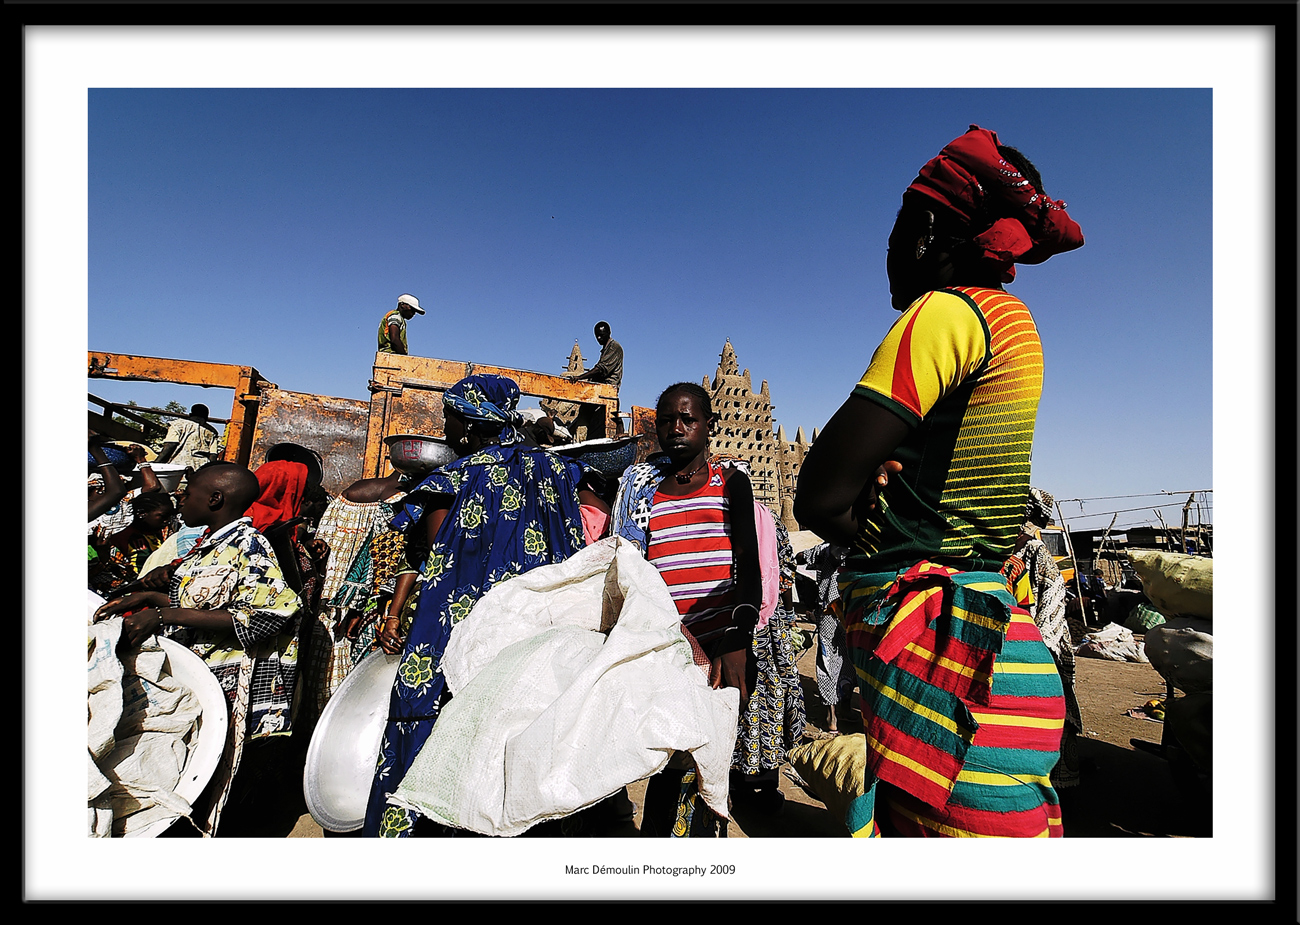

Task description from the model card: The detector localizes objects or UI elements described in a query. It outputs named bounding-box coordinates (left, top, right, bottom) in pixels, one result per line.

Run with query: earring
left=917, top=210, right=935, bottom=260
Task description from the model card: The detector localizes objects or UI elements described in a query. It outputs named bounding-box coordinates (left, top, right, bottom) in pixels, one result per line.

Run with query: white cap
left=397, top=294, right=425, bottom=315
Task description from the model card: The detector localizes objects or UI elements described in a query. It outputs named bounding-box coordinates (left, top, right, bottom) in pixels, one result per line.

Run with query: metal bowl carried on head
left=303, top=651, right=401, bottom=833
left=384, top=433, right=458, bottom=474
left=140, top=463, right=187, bottom=493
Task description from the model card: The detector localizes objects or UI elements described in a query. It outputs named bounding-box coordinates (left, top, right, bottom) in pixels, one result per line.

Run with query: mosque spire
left=717, top=339, right=739, bottom=378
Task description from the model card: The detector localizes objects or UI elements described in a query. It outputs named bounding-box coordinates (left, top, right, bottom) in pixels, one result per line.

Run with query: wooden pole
left=1055, top=501, right=1090, bottom=623
left=1153, top=510, right=1172, bottom=551
left=1097, top=513, right=1119, bottom=585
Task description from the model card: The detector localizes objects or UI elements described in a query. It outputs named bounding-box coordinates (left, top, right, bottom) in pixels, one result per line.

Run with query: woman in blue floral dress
left=363, top=374, right=596, bottom=837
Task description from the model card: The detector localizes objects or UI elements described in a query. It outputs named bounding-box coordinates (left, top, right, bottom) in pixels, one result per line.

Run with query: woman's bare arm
left=709, top=467, right=761, bottom=705
left=376, top=503, right=450, bottom=654
left=794, top=394, right=910, bottom=546
left=88, top=441, right=129, bottom=521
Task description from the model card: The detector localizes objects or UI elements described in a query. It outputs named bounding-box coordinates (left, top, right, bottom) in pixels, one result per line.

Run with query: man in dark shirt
left=569, top=321, right=624, bottom=436
left=1085, top=568, right=1109, bottom=624
left=572, top=321, right=623, bottom=389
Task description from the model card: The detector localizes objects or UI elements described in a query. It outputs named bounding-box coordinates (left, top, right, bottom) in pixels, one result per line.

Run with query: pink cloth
left=580, top=502, right=611, bottom=547
left=754, top=500, right=779, bottom=632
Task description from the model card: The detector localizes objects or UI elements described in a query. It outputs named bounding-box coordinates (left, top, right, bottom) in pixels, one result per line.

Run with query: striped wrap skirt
left=840, top=561, right=1065, bottom=838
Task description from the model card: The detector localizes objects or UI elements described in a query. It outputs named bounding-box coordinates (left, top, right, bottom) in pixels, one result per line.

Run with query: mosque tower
left=540, top=340, right=586, bottom=430
left=704, top=339, right=784, bottom=513
left=564, top=340, right=586, bottom=377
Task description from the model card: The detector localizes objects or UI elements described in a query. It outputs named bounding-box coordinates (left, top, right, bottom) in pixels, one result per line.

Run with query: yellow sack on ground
left=1127, top=549, right=1212, bottom=620
left=788, top=734, right=867, bottom=826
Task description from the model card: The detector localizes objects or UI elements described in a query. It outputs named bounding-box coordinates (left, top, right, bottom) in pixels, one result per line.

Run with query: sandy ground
left=271, top=622, right=1209, bottom=840
left=1059, top=649, right=1211, bottom=837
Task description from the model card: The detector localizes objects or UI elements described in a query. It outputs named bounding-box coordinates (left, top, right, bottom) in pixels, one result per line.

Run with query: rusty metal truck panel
left=92, top=349, right=624, bottom=491
left=363, top=353, right=620, bottom=479
left=249, top=388, right=371, bottom=496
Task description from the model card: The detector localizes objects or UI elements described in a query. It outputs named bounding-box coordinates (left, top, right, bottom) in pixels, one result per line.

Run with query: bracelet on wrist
left=730, top=603, right=759, bottom=630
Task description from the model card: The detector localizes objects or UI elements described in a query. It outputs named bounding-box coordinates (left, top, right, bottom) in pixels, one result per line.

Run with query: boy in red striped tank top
left=647, top=383, right=762, bottom=697
left=634, top=383, right=763, bottom=836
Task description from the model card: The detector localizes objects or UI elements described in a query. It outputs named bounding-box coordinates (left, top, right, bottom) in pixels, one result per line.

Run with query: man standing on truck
left=378, top=293, right=425, bottom=356
left=570, top=321, right=623, bottom=391
left=156, top=403, right=221, bottom=470
left=568, top=320, right=624, bottom=437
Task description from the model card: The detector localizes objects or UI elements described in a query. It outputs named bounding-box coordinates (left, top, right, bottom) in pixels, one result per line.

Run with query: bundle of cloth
left=88, top=617, right=204, bottom=837
left=386, top=537, right=741, bottom=836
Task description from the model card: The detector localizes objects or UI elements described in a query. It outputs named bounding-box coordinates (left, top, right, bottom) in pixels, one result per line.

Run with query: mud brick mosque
left=703, top=339, right=814, bottom=533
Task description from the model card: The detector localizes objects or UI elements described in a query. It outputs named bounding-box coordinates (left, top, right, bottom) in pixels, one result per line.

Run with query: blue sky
left=88, top=87, right=1212, bottom=530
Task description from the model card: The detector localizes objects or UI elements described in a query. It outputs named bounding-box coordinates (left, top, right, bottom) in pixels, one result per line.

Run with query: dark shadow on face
left=886, top=206, right=951, bottom=311
left=137, top=507, right=172, bottom=532
left=655, top=390, right=712, bottom=465
left=443, top=412, right=470, bottom=456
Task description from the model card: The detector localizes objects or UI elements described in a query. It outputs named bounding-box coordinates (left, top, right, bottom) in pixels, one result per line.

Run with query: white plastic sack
left=88, top=618, right=127, bottom=836
left=390, top=536, right=740, bottom=836
left=1075, top=622, right=1148, bottom=663
left=87, top=616, right=203, bottom=837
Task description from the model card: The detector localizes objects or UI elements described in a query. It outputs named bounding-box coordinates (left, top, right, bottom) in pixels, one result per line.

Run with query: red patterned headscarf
left=248, top=460, right=308, bottom=531
left=907, top=125, right=1084, bottom=282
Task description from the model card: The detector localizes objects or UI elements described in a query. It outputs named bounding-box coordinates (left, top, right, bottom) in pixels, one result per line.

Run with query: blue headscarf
left=443, top=374, right=524, bottom=446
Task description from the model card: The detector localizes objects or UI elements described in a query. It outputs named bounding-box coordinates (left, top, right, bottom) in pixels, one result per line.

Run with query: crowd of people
left=89, top=123, right=1085, bottom=839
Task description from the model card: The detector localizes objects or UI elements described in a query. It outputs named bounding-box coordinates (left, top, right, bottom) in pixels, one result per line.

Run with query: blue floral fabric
left=363, top=442, right=589, bottom=837
left=442, top=374, right=526, bottom=447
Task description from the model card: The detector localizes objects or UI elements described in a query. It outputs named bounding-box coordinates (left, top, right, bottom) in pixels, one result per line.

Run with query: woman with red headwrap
left=248, top=459, right=308, bottom=533
left=250, top=457, right=329, bottom=638
left=796, top=126, right=1083, bottom=838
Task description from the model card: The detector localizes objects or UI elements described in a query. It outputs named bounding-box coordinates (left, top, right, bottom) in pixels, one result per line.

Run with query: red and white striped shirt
left=646, top=462, right=736, bottom=644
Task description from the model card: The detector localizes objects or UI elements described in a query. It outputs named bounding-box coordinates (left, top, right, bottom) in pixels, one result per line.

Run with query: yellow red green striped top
left=850, top=286, right=1042, bottom=572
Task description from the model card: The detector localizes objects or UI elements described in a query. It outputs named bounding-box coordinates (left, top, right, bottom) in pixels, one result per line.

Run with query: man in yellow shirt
left=378, top=293, right=425, bottom=355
